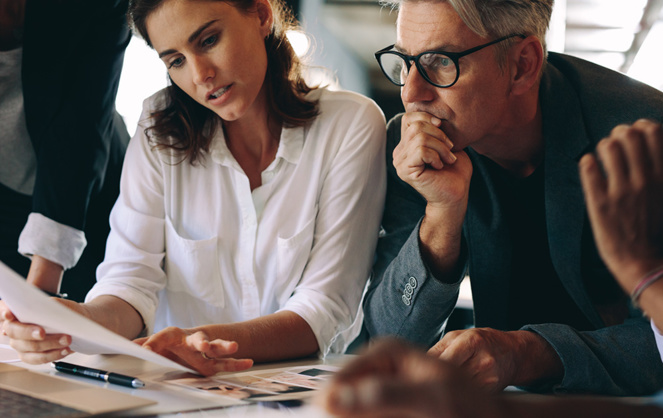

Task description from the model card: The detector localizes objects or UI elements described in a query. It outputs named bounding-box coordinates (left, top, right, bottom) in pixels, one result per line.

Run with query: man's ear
left=508, top=36, right=544, bottom=96
left=256, top=0, right=274, bottom=38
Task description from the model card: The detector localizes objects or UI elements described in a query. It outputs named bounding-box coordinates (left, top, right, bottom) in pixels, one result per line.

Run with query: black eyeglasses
left=375, top=34, right=525, bottom=89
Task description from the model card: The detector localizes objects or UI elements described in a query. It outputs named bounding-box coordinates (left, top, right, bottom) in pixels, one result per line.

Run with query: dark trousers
left=0, top=182, right=32, bottom=278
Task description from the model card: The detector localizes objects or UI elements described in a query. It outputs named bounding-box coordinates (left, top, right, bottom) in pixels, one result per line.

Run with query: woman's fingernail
left=61, top=349, right=70, bottom=356
left=59, top=336, right=69, bottom=346
left=431, top=117, right=442, bottom=126
left=450, top=153, right=457, bottom=162
left=32, top=329, right=41, bottom=339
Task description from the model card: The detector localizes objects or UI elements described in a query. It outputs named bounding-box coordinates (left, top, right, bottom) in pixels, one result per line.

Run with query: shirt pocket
left=164, top=216, right=225, bottom=308
left=277, top=213, right=317, bottom=306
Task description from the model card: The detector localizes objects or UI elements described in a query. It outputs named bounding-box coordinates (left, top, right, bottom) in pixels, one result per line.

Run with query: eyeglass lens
left=379, top=52, right=457, bottom=87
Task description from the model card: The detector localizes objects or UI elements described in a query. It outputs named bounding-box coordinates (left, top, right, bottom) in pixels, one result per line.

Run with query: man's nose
left=401, top=65, right=436, bottom=105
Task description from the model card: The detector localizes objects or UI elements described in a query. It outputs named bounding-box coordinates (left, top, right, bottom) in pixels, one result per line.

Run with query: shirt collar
left=209, top=123, right=305, bottom=167
left=276, top=124, right=304, bottom=165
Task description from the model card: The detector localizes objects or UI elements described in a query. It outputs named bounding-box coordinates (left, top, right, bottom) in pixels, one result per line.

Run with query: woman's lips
left=208, top=84, right=232, bottom=101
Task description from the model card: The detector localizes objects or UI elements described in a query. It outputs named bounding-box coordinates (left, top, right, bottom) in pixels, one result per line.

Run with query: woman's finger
left=18, top=347, right=74, bottom=365
left=208, top=358, right=254, bottom=375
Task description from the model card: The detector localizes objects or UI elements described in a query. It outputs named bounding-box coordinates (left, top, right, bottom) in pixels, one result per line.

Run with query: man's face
left=396, top=1, right=513, bottom=151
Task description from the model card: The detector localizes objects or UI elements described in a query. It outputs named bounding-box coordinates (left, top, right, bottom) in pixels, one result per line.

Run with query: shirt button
left=402, top=295, right=411, bottom=306
left=409, top=277, right=418, bottom=288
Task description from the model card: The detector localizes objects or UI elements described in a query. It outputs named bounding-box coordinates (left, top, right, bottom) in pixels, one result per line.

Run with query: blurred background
left=116, top=0, right=663, bottom=136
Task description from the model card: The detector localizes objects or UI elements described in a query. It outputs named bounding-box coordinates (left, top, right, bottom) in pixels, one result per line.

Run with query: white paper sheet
left=0, top=261, right=195, bottom=373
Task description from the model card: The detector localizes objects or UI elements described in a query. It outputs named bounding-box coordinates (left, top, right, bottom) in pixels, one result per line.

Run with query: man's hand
left=395, top=112, right=473, bottom=210
left=135, top=327, right=253, bottom=376
left=579, top=119, right=663, bottom=291
left=396, top=112, right=474, bottom=278
left=428, top=328, right=563, bottom=392
left=320, top=338, right=505, bottom=418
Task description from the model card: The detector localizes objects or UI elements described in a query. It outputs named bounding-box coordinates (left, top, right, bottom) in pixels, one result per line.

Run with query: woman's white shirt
left=86, top=88, right=386, bottom=355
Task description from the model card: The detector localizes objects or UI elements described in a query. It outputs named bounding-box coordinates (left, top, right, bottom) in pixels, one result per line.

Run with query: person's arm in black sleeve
left=19, top=0, right=131, bottom=293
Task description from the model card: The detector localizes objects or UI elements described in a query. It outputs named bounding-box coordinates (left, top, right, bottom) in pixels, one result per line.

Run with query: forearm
left=195, top=311, right=319, bottom=363
left=419, top=204, right=466, bottom=282
left=510, top=331, right=563, bottom=387
left=365, top=223, right=462, bottom=345
left=639, top=279, right=663, bottom=332
left=82, top=295, right=145, bottom=340
left=26, top=255, right=64, bottom=294
left=523, top=319, right=663, bottom=395
left=606, top=258, right=663, bottom=326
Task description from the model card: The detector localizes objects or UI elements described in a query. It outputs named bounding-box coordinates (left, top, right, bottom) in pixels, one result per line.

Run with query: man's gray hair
left=384, top=0, right=554, bottom=69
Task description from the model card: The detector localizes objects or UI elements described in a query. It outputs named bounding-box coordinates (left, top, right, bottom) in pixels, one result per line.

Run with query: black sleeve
left=23, top=0, right=131, bottom=230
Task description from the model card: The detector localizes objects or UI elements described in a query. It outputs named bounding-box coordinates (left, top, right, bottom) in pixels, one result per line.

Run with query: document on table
left=0, top=261, right=194, bottom=373
left=165, top=364, right=339, bottom=403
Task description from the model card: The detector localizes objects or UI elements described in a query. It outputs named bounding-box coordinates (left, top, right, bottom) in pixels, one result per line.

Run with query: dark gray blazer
left=364, top=52, right=663, bottom=396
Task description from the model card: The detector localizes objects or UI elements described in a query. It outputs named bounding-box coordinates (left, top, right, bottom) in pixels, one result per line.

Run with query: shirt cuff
left=85, top=281, right=155, bottom=336
left=18, top=213, right=87, bottom=270
left=652, top=320, right=663, bottom=363
left=280, top=289, right=356, bottom=358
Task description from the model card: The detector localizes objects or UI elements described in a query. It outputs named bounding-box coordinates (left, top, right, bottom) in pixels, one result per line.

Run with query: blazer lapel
left=540, top=62, right=604, bottom=327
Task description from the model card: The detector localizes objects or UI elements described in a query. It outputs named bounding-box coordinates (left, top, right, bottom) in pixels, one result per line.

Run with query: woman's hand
left=135, top=327, right=253, bottom=376
left=1, top=299, right=86, bottom=364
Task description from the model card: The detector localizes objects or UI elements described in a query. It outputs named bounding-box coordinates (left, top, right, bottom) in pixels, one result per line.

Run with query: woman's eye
left=168, top=57, right=184, bottom=69
left=202, top=34, right=217, bottom=48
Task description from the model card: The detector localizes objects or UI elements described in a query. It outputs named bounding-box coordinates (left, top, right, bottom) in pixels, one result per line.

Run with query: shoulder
left=141, top=88, right=170, bottom=114
left=127, top=89, right=171, bottom=158
left=546, top=53, right=663, bottom=126
left=385, top=113, right=404, bottom=151
left=135, top=88, right=171, bottom=134
left=386, top=113, right=403, bottom=134
left=301, top=89, right=386, bottom=155
left=313, top=88, right=385, bottom=126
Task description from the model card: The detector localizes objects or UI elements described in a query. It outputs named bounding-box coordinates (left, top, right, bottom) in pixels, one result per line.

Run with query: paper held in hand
left=0, top=261, right=195, bottom=373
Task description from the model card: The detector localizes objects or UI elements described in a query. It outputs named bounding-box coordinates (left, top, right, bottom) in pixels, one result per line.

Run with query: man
left=364, top=0, right=663, bottom=395
left=321, top=119, right=663, bottom=417
left=0, top=0, right=130, bottom=302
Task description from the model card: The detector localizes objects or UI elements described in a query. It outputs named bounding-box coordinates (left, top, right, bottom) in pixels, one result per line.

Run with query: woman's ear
left=508, top=36, right=544, bottom=96
left=255, top=0, right=274, bottom=38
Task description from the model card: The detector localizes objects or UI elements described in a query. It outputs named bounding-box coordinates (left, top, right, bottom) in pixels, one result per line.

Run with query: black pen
left=52, top=361, right=145, bottom=388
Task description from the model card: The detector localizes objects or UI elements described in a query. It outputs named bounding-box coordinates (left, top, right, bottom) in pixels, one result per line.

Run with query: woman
left=2, top=0, right=386, bottom=375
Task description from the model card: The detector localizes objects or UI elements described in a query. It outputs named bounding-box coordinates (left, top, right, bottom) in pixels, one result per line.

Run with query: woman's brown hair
left=128, top=0, right=319, bottom=163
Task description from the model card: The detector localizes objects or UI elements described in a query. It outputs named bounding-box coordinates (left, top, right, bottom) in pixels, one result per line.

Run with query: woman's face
left=147, top=0, right=273, bottom=122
